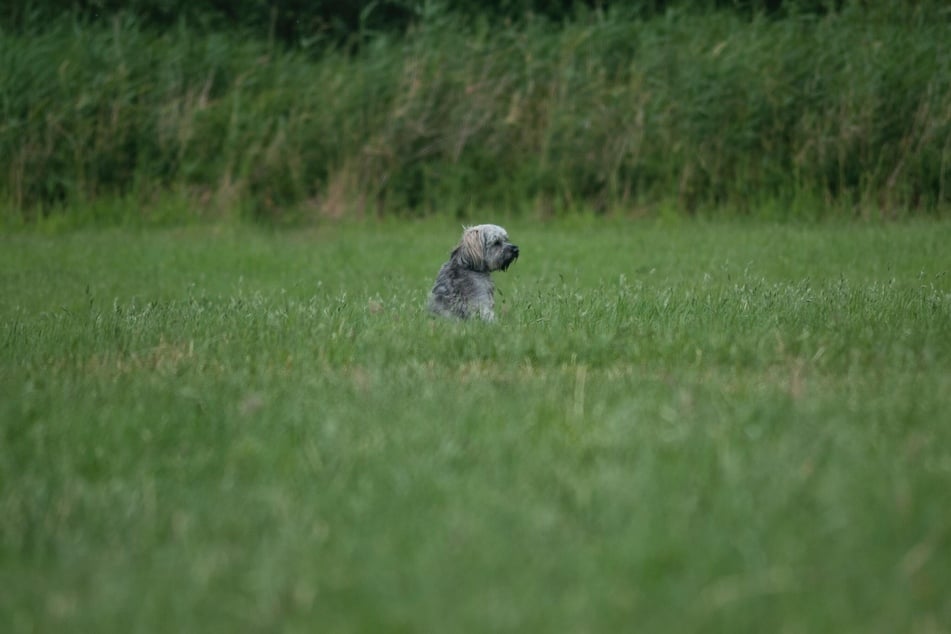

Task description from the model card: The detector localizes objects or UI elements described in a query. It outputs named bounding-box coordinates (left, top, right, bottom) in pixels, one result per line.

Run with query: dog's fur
left=428, top=224, right=519, bottom=321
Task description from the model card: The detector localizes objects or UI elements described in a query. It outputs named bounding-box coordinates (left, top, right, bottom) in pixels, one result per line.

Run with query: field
left=2, top=218, right=951, bottom=632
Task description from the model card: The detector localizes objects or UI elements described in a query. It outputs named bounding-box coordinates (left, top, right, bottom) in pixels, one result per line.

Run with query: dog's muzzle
left=501, top=244, right=519, bottom=271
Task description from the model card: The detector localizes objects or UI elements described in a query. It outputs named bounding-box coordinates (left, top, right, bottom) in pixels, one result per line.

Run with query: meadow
left=2, top=218, right=950, bottom=632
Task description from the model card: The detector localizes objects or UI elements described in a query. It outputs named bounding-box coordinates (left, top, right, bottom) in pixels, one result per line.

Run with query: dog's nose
left=511, top=245, right=519, bottom=256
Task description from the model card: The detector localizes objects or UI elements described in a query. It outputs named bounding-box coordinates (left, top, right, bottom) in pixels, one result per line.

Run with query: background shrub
left=1, top=1, right=949, bottom=221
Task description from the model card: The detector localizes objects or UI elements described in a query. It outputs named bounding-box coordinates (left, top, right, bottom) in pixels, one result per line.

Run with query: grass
left=2, top=217, right=951, bottom=632
left=3, top=4, right=950, bottom=218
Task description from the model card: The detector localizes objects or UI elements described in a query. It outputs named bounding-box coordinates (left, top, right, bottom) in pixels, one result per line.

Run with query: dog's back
left=428, top=261, right=495, bottom=320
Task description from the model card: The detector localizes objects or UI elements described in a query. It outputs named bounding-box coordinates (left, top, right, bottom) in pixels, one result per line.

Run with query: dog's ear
left=453, top=226, right=485, bottom=270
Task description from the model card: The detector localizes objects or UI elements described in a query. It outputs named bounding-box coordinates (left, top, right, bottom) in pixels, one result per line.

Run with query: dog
left=428, top=224, right=519, bottom=321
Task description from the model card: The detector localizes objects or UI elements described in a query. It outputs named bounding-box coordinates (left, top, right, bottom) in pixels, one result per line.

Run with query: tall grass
left=2, top=4, right=949, bottom=221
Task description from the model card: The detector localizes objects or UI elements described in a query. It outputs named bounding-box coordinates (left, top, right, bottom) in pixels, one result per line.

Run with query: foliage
left=1, top=3, right=949, bottom=221
left=0, top=0, right=860, bottom=42
left=2, top=220, right=951, bottom=630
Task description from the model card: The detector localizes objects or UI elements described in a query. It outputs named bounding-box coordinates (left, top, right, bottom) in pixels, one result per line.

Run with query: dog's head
left=453, top=224, right=519, bottom=273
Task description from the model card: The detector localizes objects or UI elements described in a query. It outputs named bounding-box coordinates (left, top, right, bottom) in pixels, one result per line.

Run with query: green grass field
left=2, top=219, right=951, bottom=632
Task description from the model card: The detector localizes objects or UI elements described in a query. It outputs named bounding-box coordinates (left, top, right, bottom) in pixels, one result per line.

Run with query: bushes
left=1, top=4, right=949, bottom=221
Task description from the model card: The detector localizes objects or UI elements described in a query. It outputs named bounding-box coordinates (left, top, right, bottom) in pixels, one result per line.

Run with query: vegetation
left=4, top=2, right=948, bottom=630
left=1, top=2, right=949, bottom=222
left=2, top=220, right=951, bottom=631
left=0, top=1, right=870, bottom=45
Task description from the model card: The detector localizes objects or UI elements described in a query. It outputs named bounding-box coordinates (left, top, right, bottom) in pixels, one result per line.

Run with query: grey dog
left=428, top=224, right=520, bottom=321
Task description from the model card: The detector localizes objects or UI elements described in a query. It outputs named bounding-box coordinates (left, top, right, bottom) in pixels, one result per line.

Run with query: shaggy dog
left=428, top=224, right=519, bottom=321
